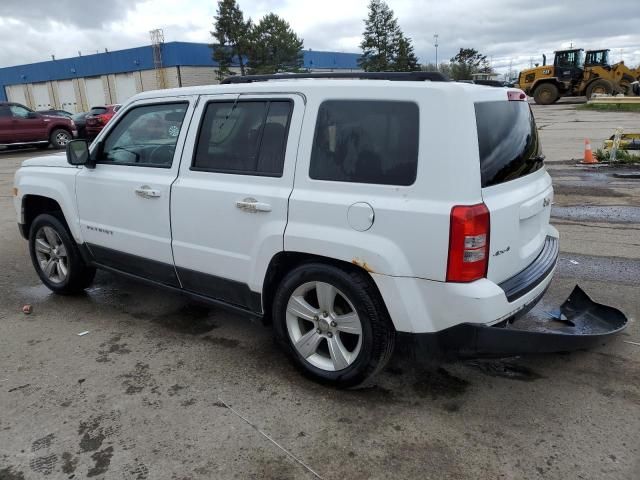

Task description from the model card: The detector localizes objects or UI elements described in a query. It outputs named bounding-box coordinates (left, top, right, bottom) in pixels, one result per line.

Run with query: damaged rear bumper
left=398, top=286, right=628, bottom=358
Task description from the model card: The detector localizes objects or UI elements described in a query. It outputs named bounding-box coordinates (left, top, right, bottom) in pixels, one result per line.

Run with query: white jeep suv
left=13, top=72, right=558, bottom=387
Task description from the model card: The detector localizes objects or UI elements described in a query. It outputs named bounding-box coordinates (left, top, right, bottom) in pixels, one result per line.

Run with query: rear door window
left=475, top=101, right=543, bottom=188
left=309, top=100, right=419, bottom=186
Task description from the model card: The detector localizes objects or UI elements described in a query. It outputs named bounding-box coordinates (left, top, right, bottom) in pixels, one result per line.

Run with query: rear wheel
left=272, top=263, right=395, bottom=388
left=533, top=83, right=559, bottom=105
left=29, top=214, right=96, bottom=294
left=586, top=79, right=613, bottom=99
left=49, top=129, right=71, bottom=149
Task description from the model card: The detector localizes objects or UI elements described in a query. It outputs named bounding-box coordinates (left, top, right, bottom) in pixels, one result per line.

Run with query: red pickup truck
left=0, top=102, right=77, bottom=149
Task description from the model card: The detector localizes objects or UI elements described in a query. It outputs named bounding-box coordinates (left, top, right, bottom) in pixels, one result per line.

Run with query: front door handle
left=134, top=185, right=161, bottom=198
left=236, top=197, right=272, bottom=213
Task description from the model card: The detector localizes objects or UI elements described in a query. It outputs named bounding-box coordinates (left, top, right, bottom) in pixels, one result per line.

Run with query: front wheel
left=586, top=79, right=613, bottom=100
left=49, top=129, right=72, bottom=149
left=272, top=263, right=395, bottom=388
left=29, top=214, right=96, bottom=294
left=533, top=83, right=559, bottom=105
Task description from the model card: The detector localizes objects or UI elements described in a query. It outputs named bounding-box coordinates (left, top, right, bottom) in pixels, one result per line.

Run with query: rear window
left=89, top=107, right=108, bottom=115
left=309, top=100, right=419, bottom=186
left=475, top=101, right=543, bottom=188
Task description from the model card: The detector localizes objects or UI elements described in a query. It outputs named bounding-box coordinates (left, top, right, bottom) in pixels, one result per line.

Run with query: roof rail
left=220, top=71, right=450, bottom=84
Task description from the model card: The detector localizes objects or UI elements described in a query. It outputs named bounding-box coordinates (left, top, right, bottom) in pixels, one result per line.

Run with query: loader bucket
left=398, top=286, right=629, bottom=359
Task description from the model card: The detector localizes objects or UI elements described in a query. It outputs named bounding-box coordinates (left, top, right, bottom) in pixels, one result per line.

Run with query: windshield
left=89, top=107, right=108, bottom=115
left=475, top=101, right=543, bottom=188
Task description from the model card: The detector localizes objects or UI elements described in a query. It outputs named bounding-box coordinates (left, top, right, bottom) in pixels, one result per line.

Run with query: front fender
left=15, top=166, right=81, bottom=241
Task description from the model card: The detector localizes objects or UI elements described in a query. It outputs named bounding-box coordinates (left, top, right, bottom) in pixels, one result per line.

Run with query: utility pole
left=434, top=34, right=439, bottom=68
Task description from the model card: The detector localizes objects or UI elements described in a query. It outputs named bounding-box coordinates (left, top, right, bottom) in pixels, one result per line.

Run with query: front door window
left=99, top=103, right=188, bottom=168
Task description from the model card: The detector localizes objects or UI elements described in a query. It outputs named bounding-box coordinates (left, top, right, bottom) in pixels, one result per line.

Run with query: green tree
left=449, top=48, right=491, bottom=80
left=359, top=0, right=402, bottom=71
left=247, top=13, right=304, bottom=74
left=211, top=0, right=252, bottom=79
left=359, top=0, right=419, bottom=72
left=392, top=35, right=419, bottom=71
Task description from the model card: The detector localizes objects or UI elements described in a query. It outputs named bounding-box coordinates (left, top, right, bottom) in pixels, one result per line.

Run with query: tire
left=272, top=262, right=395, bottom=388
left=29, top=214, right=96, bottom=294
left=585, top=79, right=613, bottom=100
left=49, top=129, right=72, bottom=149
left=533, top=83, right=559, bottom=105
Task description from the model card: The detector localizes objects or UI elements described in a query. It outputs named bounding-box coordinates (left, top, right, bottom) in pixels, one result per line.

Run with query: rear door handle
left=134, top=185, right=161, bottom=198
left=236, top=197, right=272, bottom=213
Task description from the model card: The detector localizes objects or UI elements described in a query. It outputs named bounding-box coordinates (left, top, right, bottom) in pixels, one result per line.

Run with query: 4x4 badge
left=543, top=197, right=551, bottom=207
left=493, top=246, right=510, bottom=257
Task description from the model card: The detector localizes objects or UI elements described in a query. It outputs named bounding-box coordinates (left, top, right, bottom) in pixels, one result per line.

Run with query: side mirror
left=66, top=139, right=91, bottom=167
left=27, top=112, right=39, bottom=119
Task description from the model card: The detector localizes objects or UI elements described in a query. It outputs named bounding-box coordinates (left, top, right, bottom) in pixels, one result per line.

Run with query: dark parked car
left=85, top=105, right=121, bottom=138
left=72, top=111, right=89, bottom=138
left=0, top=102, right=77, bottom=149
left=38, top=109, right=74, bottom=118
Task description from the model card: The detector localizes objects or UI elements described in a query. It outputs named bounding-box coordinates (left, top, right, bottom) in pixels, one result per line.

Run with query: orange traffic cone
left=581, top=138, right=598, bottom=164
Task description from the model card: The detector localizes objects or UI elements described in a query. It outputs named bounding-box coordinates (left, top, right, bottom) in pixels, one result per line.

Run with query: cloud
left=1, top=0, right=138, bottom=27
left=0, top=0, right=638, bottom=74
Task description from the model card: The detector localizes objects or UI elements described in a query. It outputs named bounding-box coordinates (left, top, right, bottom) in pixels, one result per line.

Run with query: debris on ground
left=22, top=304, right=32, bottom=315
left=77, top=331, right=90, bottom=336
left=595, top=129, right=640, bottom=164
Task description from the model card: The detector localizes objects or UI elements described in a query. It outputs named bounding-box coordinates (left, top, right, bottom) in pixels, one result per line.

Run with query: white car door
left=171, top=93, right=305, bottom=312
left=75, top=96, right=196, bottom=285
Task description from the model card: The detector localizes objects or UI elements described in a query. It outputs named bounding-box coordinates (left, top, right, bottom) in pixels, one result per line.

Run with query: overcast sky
left=1, top=0, right=639, bottom=75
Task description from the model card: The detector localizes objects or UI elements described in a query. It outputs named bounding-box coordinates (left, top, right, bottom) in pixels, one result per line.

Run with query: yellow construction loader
left=517, top=48, right=639, bottom=104
left=584, top=49, right=639, bottom=96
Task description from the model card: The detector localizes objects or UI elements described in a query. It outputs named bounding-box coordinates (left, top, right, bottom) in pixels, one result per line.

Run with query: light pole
left=434, top=34, right=439, bottom=68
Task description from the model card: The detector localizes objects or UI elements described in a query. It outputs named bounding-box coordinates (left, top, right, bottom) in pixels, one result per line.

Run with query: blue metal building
left=0, top=42, right=362, bottom=103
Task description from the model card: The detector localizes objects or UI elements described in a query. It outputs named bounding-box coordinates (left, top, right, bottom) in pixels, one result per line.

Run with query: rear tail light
left=446, top=203, right=490, bottom=282
left=508, top=90, right=527, bottom=101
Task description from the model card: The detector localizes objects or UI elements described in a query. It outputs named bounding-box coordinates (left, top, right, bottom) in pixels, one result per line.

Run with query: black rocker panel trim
left=83, top=243, right=262, bottom=313
left=87, top=243, right=180, bottom=287
left=176, top=266, right=262, bottom=313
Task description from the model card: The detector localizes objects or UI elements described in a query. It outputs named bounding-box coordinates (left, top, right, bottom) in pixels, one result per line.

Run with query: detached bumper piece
left=401, top=286, right=628, bottom=358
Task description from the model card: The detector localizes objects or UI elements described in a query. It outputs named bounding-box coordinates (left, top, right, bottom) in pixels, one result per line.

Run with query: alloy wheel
left=34, top=226, right=68, bottom=284
left=56, top=132, right=71, bottom=146
left=286, top=281, right=363, bottom=371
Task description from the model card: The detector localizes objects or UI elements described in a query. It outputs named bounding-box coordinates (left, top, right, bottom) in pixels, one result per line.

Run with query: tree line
left=210, top=0, right=492, bottom=80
